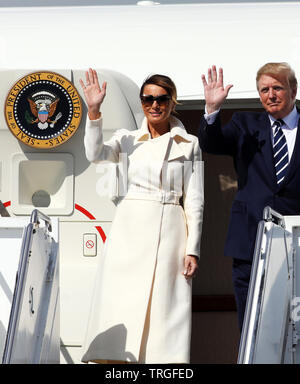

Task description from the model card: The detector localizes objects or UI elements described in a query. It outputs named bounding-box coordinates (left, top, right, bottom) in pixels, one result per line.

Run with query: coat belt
left=124, top=192, right=181, bottom=205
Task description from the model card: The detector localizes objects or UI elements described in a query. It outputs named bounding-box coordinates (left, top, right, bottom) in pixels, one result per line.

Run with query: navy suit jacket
left=198, top=109, right=300, bottom=261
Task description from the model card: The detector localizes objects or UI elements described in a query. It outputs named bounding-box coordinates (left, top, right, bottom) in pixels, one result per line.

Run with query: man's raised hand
left=201, top=66, right=233, bottom=114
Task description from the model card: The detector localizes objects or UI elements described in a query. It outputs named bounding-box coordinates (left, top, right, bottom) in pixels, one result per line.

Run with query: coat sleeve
left=183, top=138, right=204, bottom=258
left=198, top=112, right=239, bottom=156
left=84, top=117, right=122, bottom=163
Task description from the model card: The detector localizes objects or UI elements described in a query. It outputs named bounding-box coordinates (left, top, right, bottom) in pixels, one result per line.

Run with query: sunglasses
left=140, top=94, right=171, bottom=106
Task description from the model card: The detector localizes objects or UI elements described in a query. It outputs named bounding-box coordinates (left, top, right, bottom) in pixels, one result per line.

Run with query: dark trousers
left=232, top=258, right=253, bottom=332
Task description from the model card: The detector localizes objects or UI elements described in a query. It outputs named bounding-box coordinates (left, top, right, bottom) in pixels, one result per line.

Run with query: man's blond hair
left=256, top=62, right=298, bottom=91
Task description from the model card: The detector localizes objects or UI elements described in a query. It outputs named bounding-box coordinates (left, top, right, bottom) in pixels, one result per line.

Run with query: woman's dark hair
left=140, top=74, right=178, bottom=113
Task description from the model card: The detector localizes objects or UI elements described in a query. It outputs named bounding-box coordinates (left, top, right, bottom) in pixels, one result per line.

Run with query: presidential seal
left=4, top=71, right=82, bottom=148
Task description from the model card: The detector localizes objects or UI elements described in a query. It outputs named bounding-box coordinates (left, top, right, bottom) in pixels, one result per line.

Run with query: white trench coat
left=81, top=115, right=204, bottom=363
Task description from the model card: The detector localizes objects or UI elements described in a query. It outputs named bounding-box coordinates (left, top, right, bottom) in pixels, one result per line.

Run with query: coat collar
left=134, top=116, right=192, bottom=162
left=135, top=116, right=191, bottom=143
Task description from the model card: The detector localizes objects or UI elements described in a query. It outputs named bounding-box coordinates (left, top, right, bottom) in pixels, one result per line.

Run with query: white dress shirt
left=269, top=105, right=299, bottom=160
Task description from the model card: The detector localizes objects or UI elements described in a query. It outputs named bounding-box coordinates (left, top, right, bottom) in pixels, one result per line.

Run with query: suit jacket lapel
left=258, top=112, right=277, bottom=187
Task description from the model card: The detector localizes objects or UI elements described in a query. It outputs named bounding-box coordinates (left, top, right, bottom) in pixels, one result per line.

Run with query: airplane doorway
left=177, top=102, right=263, bottom=363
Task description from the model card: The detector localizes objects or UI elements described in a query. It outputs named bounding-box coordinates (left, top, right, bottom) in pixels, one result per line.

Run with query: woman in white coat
left=80, top=69, right=204, bottom=364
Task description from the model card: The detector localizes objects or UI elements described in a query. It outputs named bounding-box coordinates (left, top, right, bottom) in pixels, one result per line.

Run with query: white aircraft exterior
left=0, top=1, right=299, bottom=100
left=0, top=0, right=300, bottom=364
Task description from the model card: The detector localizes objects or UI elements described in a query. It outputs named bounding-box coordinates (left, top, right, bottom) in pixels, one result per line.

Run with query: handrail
left=2, top=223, right=33, bottom=363
left=30, top=209, right=52, bottom=232
left=263, top=206, right=285, bottom=228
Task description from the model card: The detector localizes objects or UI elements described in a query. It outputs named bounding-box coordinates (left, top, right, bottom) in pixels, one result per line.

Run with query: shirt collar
left=269, top=105, right=299, bottom=130
left=136, top=116, right=191, bottom=142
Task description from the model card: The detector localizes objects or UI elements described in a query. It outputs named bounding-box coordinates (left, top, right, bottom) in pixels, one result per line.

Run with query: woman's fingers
left=81, top=68, right=98, bottom=87
left=93, top=69, right=100, bottom=87
left=80, top=69, right=105, bottom=93
left=86, top=69, right=91, bottom=85
left=79, top=78, right=85, bottom=90
left=183, top=256, right=198, bottom=279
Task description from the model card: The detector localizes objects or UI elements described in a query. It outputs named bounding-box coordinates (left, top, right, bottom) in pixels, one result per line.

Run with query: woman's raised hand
left=80, top=68, right=107, bottom=120
left=201, top=66, right=233, bottom=114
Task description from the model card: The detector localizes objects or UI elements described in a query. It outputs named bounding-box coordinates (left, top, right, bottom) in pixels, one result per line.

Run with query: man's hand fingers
left=225, top=84, right=234, bottom=96
left=211, top=65, right=218, bottom=82
left=201, top=74, right=208, bottom=87
left=207, top=67, right=212, bottom=83
left=218, top=67, right=223, bottom=86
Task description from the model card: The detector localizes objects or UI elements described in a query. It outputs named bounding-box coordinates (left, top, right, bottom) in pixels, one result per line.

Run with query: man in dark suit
left=198, top=63, right=299, bottom=330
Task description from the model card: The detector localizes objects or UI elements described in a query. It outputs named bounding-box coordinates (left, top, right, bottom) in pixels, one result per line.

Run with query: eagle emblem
left=26, top=91, right=62, bottom=130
